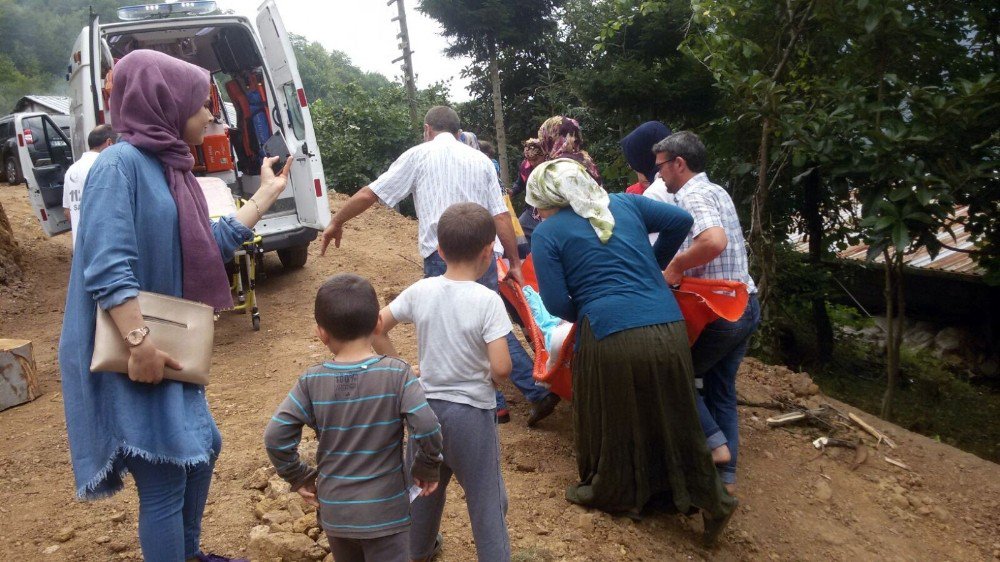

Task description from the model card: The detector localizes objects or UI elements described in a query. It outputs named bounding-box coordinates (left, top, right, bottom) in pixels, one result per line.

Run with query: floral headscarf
left=537, top=116, right=601, bottom=184
left=526, top=158, right=615, bottom=243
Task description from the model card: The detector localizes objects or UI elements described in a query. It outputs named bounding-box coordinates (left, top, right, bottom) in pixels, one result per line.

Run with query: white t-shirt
left=368, top=133, right=509, bottom=258
left=389, top=276, right=512, bottom=410
left=62, top=151, right=100, bottom=246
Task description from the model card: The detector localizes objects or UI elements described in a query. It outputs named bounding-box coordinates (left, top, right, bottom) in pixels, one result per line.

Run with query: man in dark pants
left=646, top=131, right=761, bottom=494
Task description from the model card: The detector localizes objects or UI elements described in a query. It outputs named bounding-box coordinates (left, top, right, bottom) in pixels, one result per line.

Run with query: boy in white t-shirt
left=374, top=202, right=513, bottom=562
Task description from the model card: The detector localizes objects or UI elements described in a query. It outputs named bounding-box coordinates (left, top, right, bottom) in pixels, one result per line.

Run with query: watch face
left=126, top=332, right=142, bottom=346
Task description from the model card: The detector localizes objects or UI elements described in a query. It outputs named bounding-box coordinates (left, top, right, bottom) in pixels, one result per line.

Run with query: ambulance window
left=282, top=83, right=305, bottom=140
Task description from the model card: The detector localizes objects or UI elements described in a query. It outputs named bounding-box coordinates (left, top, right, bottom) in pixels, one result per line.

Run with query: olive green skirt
left=566, top=319, right=735, bottom=519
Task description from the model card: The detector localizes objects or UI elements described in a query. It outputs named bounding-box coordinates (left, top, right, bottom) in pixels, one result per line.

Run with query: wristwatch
left=124, top=326, right=150, bottom=347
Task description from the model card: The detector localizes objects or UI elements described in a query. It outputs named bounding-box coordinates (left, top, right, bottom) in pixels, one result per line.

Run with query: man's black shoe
left=527, top=393, right=560, bottom=427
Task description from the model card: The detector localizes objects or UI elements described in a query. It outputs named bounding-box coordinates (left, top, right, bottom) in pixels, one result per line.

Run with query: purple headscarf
left=110, top=49, right=233, bottom=310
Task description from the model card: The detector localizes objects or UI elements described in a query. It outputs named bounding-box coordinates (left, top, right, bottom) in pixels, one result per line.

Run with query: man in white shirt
left=320, top=106, right=522, bottom=283
left=63, top=125, right=117, bottom=247
left=646, top=131, right=760, bottom=494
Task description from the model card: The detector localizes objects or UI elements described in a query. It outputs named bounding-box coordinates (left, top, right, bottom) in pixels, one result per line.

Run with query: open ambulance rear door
left=15, top=113, right=74, bottom=237
left=68, top=14, right=106, bottom=160
left=256, top=0, right=330, bottom=231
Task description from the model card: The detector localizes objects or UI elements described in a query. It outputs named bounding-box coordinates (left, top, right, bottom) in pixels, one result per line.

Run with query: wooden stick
left=766, top=412, right=806, bottom=426
left=884, top=456, right=910, bottom=470
left=848, top=412, right=897, bottom=449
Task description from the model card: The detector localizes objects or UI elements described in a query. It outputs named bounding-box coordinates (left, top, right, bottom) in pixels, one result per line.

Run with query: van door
left=15, top=114, right=74, bottom=237
left=256, top=1, right=330, bottom=231
left=68, top=16, right=102, bottom=160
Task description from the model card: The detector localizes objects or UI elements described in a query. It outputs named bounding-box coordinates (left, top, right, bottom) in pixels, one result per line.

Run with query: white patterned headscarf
left=526, top=158, right=615, bottom=243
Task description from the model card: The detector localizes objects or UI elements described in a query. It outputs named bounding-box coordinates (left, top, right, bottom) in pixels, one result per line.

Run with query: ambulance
left=32, top=0, right=330, bottom=268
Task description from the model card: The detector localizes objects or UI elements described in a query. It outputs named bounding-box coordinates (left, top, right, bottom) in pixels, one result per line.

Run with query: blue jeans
left=423, top=252, right=549, bottom=406
left=691, top=295, right=760, bottom=485
left=122, top=427, right=222, bottom=561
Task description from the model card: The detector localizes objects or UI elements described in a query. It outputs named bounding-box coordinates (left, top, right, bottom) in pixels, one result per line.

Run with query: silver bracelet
left=247, top=198, right=262, bottom=221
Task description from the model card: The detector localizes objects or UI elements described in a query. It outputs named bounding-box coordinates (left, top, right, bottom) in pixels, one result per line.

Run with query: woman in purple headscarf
left=58, top=50, right=289, bottom=561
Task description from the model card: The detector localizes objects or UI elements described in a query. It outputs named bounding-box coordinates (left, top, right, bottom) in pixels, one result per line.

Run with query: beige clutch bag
left=90, top=291, right=215, bottom=386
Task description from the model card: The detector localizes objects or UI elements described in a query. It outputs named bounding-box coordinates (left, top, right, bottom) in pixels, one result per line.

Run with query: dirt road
left=1, top=185, right=998, bottom=561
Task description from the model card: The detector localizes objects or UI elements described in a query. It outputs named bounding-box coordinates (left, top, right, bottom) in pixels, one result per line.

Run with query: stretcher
left=497, top=256, right=749, bottom=401
left=199, top=177, right=264, bottom=330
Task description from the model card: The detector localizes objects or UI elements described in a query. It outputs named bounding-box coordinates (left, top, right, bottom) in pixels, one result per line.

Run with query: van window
left=0, top=120, right=12, bottom=138
left=282, top=83, right=306, bottom=140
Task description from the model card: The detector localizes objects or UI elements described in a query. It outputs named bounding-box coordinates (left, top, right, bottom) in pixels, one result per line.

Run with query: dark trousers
left=692, top=295, right=761, bottom=484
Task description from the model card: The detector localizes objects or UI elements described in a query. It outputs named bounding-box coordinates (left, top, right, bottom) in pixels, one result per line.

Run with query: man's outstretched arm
left=320, top=187, right=379, bottom=255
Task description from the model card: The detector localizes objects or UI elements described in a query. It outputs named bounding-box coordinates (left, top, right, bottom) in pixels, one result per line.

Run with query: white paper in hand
left=409, top=484, right=422, bottom=503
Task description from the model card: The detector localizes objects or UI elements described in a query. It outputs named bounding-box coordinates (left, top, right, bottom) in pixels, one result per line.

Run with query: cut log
left=0, top=339, right=39, bottom=412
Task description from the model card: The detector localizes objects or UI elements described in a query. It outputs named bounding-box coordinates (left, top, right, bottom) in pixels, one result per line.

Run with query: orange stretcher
left=497, top=256, right=749, bottom=401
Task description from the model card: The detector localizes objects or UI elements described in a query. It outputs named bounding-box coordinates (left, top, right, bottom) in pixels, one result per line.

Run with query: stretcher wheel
left=252, top=309, right=260, bottom=331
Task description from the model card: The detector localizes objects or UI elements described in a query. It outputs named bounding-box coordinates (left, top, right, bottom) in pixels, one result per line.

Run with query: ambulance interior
left=103, top=24, right=295, bottom=213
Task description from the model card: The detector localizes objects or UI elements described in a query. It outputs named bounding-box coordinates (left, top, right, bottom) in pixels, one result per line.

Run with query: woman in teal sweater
left=528, top=159, right=736, bottom=546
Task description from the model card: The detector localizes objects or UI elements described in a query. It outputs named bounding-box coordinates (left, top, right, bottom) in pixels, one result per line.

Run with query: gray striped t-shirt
left=264, top=355, right=443, bottom=539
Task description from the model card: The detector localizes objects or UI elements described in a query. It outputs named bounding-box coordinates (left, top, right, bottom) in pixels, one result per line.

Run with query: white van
left=58, top=0, right=329, bottom=268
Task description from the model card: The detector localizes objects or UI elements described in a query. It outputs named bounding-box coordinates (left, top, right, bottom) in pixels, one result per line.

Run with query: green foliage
left=292, top=39, right=448, bottom=195
left=0, top=0, right=141, bottom=111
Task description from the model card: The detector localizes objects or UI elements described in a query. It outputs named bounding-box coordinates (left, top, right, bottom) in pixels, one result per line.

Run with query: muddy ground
left=1, top=185, right=998, bottom=561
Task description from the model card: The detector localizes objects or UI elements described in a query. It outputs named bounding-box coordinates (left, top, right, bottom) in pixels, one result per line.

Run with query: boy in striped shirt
left=264, top=274, right=443, bottom=562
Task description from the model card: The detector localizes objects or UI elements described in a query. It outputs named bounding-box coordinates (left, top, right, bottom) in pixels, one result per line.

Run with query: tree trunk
left=0, top=200, right=22, bottom=285
left=880, top=251, right=905, bottom=418
left=488, top=46, right=511, bottom=190
left=803, top=167, right=833, bottom=361
left=749, top=117, right=774, bottom=309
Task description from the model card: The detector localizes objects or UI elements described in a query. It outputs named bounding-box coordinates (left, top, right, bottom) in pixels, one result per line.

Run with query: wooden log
left=0, top=339, right=39, bottom=412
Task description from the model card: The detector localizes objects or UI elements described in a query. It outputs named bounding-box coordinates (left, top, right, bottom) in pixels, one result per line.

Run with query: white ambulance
left=49, top=0, right=330, bottom=268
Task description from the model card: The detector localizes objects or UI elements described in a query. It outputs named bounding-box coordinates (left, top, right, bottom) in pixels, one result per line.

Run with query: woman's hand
left=127, top=339, right=182, bottom=384
left=260, top=156, right=293, bottom=197
left=236, top=156, right=292, bottom=228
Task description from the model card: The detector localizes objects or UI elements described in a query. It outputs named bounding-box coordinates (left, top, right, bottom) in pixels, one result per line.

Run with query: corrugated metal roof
left=790, top=206, right=982, bottom=277
left=13, top=95, right=71, bottom=115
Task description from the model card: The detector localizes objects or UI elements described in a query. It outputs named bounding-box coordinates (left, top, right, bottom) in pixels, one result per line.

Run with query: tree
left=418, top=0, right=563, bottom=188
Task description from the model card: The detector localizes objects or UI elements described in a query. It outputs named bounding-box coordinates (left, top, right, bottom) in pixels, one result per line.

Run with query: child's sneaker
left=497, top=408, right=511, bottom=424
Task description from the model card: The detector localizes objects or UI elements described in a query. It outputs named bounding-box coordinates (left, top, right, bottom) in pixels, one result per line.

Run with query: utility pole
left=389, top=0, right=419, bottom=129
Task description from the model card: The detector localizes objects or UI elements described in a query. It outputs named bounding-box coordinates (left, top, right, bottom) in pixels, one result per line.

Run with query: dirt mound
left=1, top=187, right=998, bottom=561
left=0, top=197, right=23, bottom=285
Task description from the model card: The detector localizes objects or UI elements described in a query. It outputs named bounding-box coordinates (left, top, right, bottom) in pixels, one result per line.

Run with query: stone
left=307, top=527, right=323, bottom=540
left=53, top=527, right=75, bottom=542
left=918, top=505, right=933, bottom=516
left=108, top=541, right=129, bottom=553
left=889, top=493, right=909, bottom=510
left=245, top=466, right=274, bottom=490
left=814, top=479, right=833, bottom=502
left=249, top=530, right=327, bottom=561
left=263, top=510, right=293, bottom=528
left=316, top=533, right=330, bottom=552
left=932, top=506, right=950, bottom=522
left=41, top=545, right=59, bottom=555
left=323, top=554, right=333, bottom=562
left=95, top=536, right=110, bottom=545
left=288, top=499, right=306, bottom=520
left=108, top=511, right=127, bottom=523
left=292, top=513, right=316, bottom=534
left=576, top=513, right=596, bottom=533
left=266, top=477, right=292, bottom=499
left=934, top=327, right=964, bottom=353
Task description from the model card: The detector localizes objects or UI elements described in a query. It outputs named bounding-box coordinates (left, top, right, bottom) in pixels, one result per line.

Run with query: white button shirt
left=368, top=133, right=508, bottom=258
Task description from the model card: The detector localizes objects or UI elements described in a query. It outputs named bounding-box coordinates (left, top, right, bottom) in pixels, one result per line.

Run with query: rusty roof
left=790, top=206, right=982, bottom=277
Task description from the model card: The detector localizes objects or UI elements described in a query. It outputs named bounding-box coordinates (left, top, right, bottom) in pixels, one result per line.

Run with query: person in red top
left=625, top=173, right=651, bottom=195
